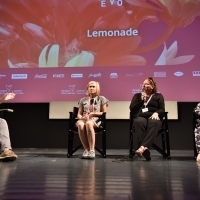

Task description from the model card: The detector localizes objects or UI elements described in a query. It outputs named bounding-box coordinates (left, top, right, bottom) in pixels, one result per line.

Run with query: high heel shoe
left=143, top=147, right=151, bottom=161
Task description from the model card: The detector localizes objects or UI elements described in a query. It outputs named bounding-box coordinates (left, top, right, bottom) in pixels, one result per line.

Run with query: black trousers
left=133, top=117, right=162, bottom=148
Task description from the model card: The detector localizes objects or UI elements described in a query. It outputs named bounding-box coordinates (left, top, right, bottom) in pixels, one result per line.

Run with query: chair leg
left=129, top=131, right=135, bottom=158
left=72, top=144, right=82, bottom=155
left=67, top=130, right=74, bottom=157
left=95, top=130, right=106, bottom=158
left=102, top=130, right=106, bottom=158
left=95, top=146, right=104, bottom=157
left=165, top=130, right=171, bottom=159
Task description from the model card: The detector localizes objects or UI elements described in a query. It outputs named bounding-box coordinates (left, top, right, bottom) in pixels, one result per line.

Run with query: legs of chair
left=102, top=129, right=106, bottom=157
left=68, top=124, right=106, bottom=158
left=67, top=130, right=74, bottom=157
left=165, top=130, right=171, bottom=159
left=129, top=130, right=135, bottom=158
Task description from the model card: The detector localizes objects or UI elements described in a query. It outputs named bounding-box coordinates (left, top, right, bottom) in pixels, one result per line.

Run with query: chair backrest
left=68, top=107, right=78, bottom=130
left=73, top=107, right=78, bottom=117
left=157, top=112, right=168, bottom=135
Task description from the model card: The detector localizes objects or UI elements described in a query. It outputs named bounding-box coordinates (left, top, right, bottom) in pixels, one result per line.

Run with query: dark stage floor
left=0, top=149, right=200, bottom=200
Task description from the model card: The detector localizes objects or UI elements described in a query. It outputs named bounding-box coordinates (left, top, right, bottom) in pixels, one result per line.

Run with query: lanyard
left=144, top=94, right=154, bottom=108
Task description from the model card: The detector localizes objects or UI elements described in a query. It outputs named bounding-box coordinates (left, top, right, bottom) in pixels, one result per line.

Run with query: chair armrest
left=99, top=112, right=106, bottom=120
left=0, top=109, right=14, bottom=112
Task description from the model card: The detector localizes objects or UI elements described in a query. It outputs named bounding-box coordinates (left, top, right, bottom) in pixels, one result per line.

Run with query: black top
left=129, top=93, right=165, bottom=119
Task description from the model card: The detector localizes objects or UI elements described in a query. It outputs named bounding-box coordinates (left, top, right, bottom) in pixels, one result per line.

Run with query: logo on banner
left=61, top=85, right=75, bottom=94
left=71, top=74, right=83, bottom=78
left=0, top=74, right=6, bottom=79
left=193, top=71, right=200, bottom=76
left=35, top=74, right=47, bottom=79
left=53, top=74, right=65, bottom=78
left=69, top=85, right=75, bottom=92
left=132, top=89, right=142, bottom=94
left=154, top=72, right=166, bottom=77
left=126, top=73, right=143, bottom=77
left=0, top=85, right=23, bottom=94
left=11, top=74, right=27, bottom=79
left=110, top=73, right=118, bottom=78
left=6, top=85, right=12, bottom=92
left=88, top=73, right=102, bottom=78
left=174, top=71, right=184, bottom=77
left=61, top=85, right=86, bottom=95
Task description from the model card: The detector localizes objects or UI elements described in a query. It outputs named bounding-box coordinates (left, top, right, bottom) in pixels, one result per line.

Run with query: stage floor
left=0, top=149, right=200, bottom=200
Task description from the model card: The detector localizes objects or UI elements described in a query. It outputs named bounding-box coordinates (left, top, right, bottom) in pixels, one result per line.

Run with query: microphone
left=142, top=88, right=146, bottom=92
left=142, top=88, right=147, bottom=102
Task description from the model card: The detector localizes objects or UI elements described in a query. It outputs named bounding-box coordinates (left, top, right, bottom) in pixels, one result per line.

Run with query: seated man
left=0, top=93, right=18, bottom=161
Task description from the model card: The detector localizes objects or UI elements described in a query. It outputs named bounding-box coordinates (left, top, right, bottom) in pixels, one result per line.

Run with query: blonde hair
left=145, top=77, right=157, bottom=93
left=86, top=81, right=100, bottom=96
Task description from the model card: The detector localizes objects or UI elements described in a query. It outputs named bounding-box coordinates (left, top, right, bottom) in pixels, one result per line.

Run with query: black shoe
left=143, top=149, right=151, bottom=161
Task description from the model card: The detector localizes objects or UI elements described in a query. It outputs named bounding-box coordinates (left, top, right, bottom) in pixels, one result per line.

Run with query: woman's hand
left=141, top=92, right=147, bottom=100
left=88, top=112, right=94, bottom=118
left=149, top=112, right=160, bottom=120
left=82, top=113, right=89, bottom=121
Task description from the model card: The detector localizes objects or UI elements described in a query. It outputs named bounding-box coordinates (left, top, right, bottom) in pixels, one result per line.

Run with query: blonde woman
left=76, top=81, right=108, bottom=159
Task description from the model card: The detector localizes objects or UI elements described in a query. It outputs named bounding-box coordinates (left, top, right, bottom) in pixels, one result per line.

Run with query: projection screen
left=0, top=0, right=200, bottom=102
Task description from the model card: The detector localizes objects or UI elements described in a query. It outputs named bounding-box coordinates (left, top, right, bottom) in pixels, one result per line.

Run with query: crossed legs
left=0, top=118, right=17, bottom=161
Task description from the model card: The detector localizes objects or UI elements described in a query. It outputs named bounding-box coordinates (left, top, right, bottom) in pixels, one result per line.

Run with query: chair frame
left=0, top=109, right=14, bottom=119
left=67, top=107, right=107, bottom=158
left=129, top=112, right=171, bottom=159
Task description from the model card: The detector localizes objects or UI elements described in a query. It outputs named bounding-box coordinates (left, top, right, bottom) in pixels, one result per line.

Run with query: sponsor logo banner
left=0, top=74, right=6, bottom=79
left=193, top=71, right=200, bottom=76
left=0, top=85, right=23, bottom=94
left=88, top=73, right=102, bottom=78
left=35, top=74, right=47, bottom=79
left=154, top=72, right=166, bottom=77
left=53, top=74, right=65, bottom=78
left=110, top=73, right=118, bottom=78
left=71, top=74, right=83, bottom=78
left=11, top=74, right=28, bottom=79
left=174, top=71, right=184, bottom=77
left=126, top=73, right=144, bottom=77
left=61, top=85, right=86, bottom=95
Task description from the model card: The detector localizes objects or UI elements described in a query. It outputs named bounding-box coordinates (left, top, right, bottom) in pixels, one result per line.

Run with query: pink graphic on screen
left=0, top=0, right=200, bottom=102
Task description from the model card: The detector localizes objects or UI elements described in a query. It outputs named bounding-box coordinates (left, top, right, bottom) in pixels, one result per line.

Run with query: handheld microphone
left=142, top=88, right=147, bottom=102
